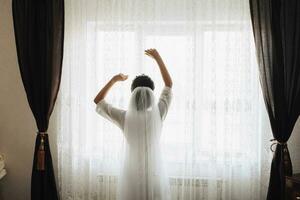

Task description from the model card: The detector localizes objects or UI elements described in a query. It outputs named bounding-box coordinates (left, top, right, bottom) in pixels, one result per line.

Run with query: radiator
left=96, top=175, right=223, bottom=200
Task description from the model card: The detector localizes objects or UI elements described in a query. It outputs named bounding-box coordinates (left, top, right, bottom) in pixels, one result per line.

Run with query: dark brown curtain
left=12, top=0, right=64, bottom=199
left=249, top=0, right=300, bottom=199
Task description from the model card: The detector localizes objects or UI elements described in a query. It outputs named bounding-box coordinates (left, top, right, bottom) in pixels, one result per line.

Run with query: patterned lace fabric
left=0, top=155, right=6, bottom=180
left=56, top=0, right=272, bottom=199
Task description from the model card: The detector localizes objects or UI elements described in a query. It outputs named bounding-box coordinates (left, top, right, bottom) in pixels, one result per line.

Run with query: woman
left=94, top=49, right=173, bottom=200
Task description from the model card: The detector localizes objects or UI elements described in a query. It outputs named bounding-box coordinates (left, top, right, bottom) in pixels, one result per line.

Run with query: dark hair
left=131, top=74, right=155, bottom=92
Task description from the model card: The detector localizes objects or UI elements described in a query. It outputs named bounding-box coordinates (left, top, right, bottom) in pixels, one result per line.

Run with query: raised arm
left=145, top=48, right=173, bottom=88
left=93, top=73, right=128, bottom=104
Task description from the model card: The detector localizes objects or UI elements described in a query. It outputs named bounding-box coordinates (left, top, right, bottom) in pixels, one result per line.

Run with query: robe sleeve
left=96, top=99, right=126, bottom=130
left=158, top=86, right=173, bottom=121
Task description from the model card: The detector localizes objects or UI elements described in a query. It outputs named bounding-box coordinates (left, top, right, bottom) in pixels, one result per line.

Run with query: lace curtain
left=56, top=0, right=272, bottom=199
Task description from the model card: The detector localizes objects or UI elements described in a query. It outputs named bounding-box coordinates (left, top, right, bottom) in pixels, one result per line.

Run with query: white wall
left=0, top=0, right=299, bottom=199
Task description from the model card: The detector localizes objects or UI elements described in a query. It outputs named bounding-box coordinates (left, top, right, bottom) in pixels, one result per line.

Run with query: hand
left=112, top=73, right=128, bottom=82
left=145, top=48, right=160, bottom=60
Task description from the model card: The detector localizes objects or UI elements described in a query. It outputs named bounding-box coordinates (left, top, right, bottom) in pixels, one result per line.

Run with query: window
left=59, top=20, right=261, bottom=174
left=58, top=1, right=268, bottom=199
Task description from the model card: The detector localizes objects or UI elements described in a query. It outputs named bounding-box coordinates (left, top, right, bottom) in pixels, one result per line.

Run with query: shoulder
left=159, top=86, right=173, bottom=101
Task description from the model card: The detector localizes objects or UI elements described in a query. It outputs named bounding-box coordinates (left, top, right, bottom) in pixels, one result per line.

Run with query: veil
left=117, top=87, right=170, bottom=200
left=124, top=86, right=162, bottom=143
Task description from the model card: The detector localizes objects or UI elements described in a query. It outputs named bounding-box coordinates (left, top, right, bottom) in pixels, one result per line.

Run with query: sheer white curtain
left=56, top=0, right=272, bottom=199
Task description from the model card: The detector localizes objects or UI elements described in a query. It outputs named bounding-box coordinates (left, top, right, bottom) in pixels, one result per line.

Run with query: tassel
left=37, top=134, right=45, bottom=171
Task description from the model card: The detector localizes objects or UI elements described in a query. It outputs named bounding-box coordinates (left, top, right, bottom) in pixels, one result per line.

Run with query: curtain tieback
left=37, top=132, right=47, bottom=171
left=270, top=139, right=287, bottom=152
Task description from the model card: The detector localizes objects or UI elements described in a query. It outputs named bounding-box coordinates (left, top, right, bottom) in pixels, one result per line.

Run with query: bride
left=94, top=48, right=173, bottom=200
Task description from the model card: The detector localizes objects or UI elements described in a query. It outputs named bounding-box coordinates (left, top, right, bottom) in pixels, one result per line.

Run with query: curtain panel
left=12, top=0, right=64, bottom=199
left=249, top=0, right=300, bottom=199
left=57, top=0, right=270, bottom=199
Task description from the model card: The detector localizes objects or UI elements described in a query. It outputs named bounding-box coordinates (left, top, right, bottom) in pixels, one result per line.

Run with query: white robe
left=96, top=86, right=172, bottom=200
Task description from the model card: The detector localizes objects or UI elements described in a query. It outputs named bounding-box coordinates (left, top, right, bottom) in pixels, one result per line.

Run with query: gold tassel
left=37, top=133, right=45, bottom=171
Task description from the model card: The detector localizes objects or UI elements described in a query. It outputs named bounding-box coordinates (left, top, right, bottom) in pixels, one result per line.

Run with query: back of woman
left=120, top=86, right=169, bottom=200
left=94, top=48, right=173, bottom=200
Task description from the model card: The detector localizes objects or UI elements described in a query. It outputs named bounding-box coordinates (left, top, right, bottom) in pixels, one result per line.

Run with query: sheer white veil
left=118, top=86, right=170, bottom=200
left=124, top=86, right=162, bottom=149
left=125, top=86, right=162, bottom=138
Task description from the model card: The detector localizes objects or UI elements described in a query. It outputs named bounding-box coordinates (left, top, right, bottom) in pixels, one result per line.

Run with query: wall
left=290, top=120, right=300, bottom=173
left=0, top=0, right=299, bottom=199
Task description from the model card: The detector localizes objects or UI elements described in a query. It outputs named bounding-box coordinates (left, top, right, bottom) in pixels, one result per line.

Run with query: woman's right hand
left=112, top=73, right=128, bottom=82
left=145, top=48, right=160, bottom=60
